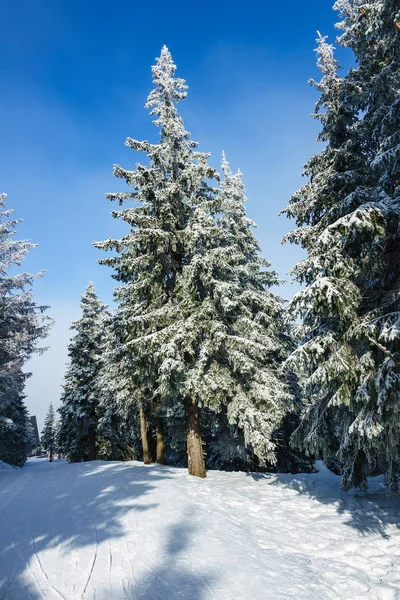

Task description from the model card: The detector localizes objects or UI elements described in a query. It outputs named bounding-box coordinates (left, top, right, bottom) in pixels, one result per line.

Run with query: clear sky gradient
left=1, top=0, right=353, bottom=431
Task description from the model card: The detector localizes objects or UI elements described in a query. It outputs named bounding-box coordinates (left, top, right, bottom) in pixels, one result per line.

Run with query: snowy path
left=0, top=459, right=399, bottom=599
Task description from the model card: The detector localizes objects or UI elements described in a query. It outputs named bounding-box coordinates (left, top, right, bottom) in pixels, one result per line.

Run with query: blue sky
left=1, top=0, right=352, bottom=429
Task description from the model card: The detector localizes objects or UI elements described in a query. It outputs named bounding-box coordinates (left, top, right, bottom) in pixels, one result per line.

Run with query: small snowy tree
left=283, top=2, right=400, bottom=490
left=58, top=283, right=109, bottom=462
left=41, top=403, right=57, bottom=461
left=0, top=194, right=50, bottom=467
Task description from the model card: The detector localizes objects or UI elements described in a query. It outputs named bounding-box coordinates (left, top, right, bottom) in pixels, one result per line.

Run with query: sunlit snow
left=0, top=458, right=399, bottom=599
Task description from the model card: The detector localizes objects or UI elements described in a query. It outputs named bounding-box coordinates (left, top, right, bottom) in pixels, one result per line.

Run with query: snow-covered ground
left=0, top=458, right=399, bottom=600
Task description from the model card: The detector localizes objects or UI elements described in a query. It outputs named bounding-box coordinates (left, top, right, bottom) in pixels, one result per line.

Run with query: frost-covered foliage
left=95, top=46, right=217, bottom=473
left=96, top=313, right=141, bottom=461
left=41, top=403, right=57, bottom=461
left=0, top=194, right=50, bottom=467
left=95, top=48, right=294, bottom=473
left=58, top=283, right=109, bottom=462
left=283, top=2, right=400, bottom=490
left=160, top=153, right=294, bottom=466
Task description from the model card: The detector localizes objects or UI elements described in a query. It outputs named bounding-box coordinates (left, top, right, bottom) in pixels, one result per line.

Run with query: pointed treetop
left=145, top=46, right=188, bottom=126
left=73, top=281, right=108, bottom=324
left=220, top=152, right=246, bottom=205
left=221, top=150, right=230, bottom=175
left=157, top=45, right=176, bottom=77
left=79, top=281, right=98, bottom=306
left=44, top=402, right=55, bottom=421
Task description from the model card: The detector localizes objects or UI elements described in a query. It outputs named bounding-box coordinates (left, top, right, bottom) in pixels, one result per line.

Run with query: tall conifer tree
left=283, top=2, right=400, bottom=489
left=95, top=46, right=217, bottom=475
left=97, top=49, right=294, bottom=476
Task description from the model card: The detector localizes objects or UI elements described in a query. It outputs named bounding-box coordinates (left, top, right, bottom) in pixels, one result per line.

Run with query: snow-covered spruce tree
left=219, top=156, right=302, bottom=471
left=0, top=194, right=50, bottom=467
left=95, top=46, right=217, bottom=474
left=58, top=282, right=109, bottom=462
left=282, top=4, right=400, bottom=490
left=282, top=34, right=362, bottom=477
left=159, top=154, right=295, bottom=474
left=41, top=403, right=57, bottom=461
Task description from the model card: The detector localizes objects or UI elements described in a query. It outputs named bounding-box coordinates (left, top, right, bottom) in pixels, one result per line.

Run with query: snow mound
left=0, top=459, right=20, bottom=471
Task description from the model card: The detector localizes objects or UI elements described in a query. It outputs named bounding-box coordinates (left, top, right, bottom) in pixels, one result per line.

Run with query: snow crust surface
left=0, top=458, right=399, bottom=599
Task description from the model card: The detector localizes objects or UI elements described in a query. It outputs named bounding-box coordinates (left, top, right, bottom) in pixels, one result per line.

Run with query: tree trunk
left=87, top=426, right=97, bottom=461
left=354, top=449, right=367, bottom=490
left=49, top=452, right=53, bottom=462
left=184, top=396, right=206, bottom=478
left=156, top=414, right=165, bottom=464
left=139, top=403, right=153, bottom=465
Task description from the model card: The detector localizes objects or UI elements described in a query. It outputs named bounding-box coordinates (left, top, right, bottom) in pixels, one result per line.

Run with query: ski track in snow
left=0, top=458, right=399, bottom=600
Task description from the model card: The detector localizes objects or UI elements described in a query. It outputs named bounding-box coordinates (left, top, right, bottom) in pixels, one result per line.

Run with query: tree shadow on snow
left=0, top=459, right=174, bottom=599
left=247, top=468, right=400, bottom=538
left=111, top=515, right=217, bottom=600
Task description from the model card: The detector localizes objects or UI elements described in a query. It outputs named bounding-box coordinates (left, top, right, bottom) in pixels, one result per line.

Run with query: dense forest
left=1, top=0, right=399, bottom=491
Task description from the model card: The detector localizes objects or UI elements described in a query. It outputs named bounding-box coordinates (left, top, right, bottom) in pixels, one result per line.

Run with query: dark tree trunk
left=139, top=403, right=153, bottom=465
left=354, top=449, right=367, bottom=490
left=156, top=414, right=165, bottom=464
left=87, top=426, right=96, bottom=461
left=184, top=396, right=206, bottom=478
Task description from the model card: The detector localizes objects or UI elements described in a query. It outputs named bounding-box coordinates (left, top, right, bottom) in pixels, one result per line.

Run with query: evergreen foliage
left=2, top=3, right=398, bottom=493
left=0, top=194, right=50, bottom=467
left=95, top=48, right=293, bottom=476
left=96, top=312, right=142, bottom=461
left=160, top=153, right=294, bottom=468
left=95, top=46, right=218, bottom=475
left=58, top=283, right=109, bottom=462
left=41, top=403, right=57, bottom=461
left=283, top=1, right=400, bottom=490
